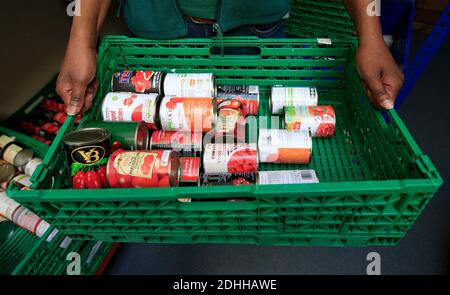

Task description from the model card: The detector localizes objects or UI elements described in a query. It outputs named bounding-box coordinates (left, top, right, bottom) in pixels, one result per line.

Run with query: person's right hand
left=56, top=42, right=98, bottom=115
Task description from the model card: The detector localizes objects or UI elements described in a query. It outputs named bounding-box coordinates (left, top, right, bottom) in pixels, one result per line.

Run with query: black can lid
left=63, top=128, right=111, bottom=146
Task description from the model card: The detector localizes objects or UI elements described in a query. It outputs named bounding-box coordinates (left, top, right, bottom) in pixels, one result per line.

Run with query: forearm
left=69, top=0, right=112, bottom=49
left=343, top=0, right=384, bottom=45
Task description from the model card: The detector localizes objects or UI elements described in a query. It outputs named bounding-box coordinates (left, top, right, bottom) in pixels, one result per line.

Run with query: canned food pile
left=63, top=71, right=338, bottom=190
left=18, top=94, right=83, bottom=145
left=0, top=134, right=43, bottom=191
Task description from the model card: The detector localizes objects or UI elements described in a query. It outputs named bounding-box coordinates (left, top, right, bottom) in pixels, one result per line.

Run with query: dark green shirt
left=177, top=0, right=219, bottom=20
left=122, top=0, right=289, bottom=39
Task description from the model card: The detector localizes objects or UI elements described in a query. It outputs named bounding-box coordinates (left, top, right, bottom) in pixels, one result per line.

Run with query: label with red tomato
left=150, top=130, right=203, bottom=157
left=111, top=70, right=164, bottom=94
left=159, top=97, right=216, bottom=132
left=284, top=105, right=335, bottom=137
left=102, top=92, right=160, bottom=129
left=216, top=85, right=259, bottom=115
left=179, top=157, right=201, bottom=186
left=107, top=150, right=179, bottom=188
left=203, top=143, right=258, bottom=174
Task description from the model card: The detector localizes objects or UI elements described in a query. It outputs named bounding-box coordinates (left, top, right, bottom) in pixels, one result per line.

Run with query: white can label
left=102, top=92, right=159, bottom=126
left=164, top=73, right=214, bottom=97
left=0, top=215, right=8, bottom=222
left=203, top=143, right=258, bottom=174
left=271, top=87, right=318, bottom=114
left=13, top=207, right=42, bottom=234
left=12, top=174, right=32, bottom=188
left=24, top=157, right=42, bottom=177
left=0, top=135, right=14, bottom=148
left=161, top=150, right=171, bottom=167
left=0, top=192, right=21, bottom=220
left=258, top=170, right=319, bottom=185
left=3, top=144, right=23, bottom=165
left=258, top=129, right=312, bottom=163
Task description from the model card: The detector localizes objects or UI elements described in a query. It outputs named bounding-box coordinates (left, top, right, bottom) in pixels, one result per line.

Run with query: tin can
left=159, top=97, right=217, bottom=132
left=80, top=121, right=149, bottom=150
left=24, top=158, right=42, bottom=177
left=270, top=87, right=318, bottom=114
left=216, top=85, right=259, bottom=115
left=111, top=70, right=165, bottom=94
left=285, top=105, right=336, bottom=137
left=258, top=170, right=319, bottom=185
left=10, top=174, right=32, bottom=190
left=163, top=73, right=216, bottom=97
left=101, top=92, right=160, bottom=129
left=12, top=206, right=45, bottom=236
left=0, top=191, right=21, bottom=220
left=149, top=130, right=202, bottom=157
left=63, top=128, right=111, bottom=180
left=1, top=142, right=34, bottom=167
left=0, top=135, right=15, bottom=149
left=179, top=157, right=201, bottom=186
left=0, top=160, right=15, bottom=183
left=0, top=215, right=16, bottom=243
left=258, top=129, right=312, bottom=164
left=209, top=100, right=246, bottom=144
left=203, top=143, right=258, bottom=174
left=107, top=150, right=179, bottom=188
left=200, top=172, right=257, bottom=186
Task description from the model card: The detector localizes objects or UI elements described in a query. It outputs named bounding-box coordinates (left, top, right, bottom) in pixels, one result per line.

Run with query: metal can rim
left=62, top=128, right=111, bottom=146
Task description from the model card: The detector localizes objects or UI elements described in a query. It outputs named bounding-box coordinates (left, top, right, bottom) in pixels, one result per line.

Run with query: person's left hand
left=356, top=38, right=404, bottom=110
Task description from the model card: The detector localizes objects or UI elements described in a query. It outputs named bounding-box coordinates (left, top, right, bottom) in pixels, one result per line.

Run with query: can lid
left=63, top=128, right=111, bottom=146
left=135, top=122, right=149, bottom=150
left=13, top=148, right=34, bottom=168
left=211, top=98, right=218, bottom=129
left=0, top=160, right=16, bottom=183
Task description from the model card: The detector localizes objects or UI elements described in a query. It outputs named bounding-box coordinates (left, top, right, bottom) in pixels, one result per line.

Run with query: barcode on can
left=258, top=170, right=319, bottom=185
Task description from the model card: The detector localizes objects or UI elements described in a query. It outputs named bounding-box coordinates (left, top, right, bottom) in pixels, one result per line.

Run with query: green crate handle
left=31, top=115, right=76, bottom=187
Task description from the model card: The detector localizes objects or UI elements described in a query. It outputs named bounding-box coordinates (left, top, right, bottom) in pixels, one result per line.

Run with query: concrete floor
left=1, top=1, right=448, bottom=275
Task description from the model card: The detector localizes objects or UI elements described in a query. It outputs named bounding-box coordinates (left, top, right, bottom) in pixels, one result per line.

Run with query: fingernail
left=67, top=106, right=78, bottom=116
left=381, top=99, right=394, bottom=110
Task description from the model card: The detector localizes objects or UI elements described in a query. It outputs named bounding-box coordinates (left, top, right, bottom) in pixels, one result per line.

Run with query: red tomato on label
left=118, top=174, right=132, bottom=188
left=72, top=171, right=86, bottom=189
left=85, top=170, right=102, bottom=189
left=111, top=141, right=123, bottom=151
left=96, top=166, right=108, bottom=188
left=158, top=176, right=170, bottom=187
left=131, top=175, right=158, bottom=188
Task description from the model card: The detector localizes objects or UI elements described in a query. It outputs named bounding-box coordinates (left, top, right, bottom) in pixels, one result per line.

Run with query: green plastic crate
left=0, top=226, right=115, bottom=275
left=7, top=36, right=443, bottom=246
left=284, top=0, right=355, bottom=38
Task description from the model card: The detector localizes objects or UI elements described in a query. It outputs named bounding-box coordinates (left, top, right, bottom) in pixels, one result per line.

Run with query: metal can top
left=168, top=151, right=181, bottom=187
left=0, top=160, right=16, bottom=183
left=63, top=128, right=111, bottom=146
left=135, top=122, right=149, bottom=150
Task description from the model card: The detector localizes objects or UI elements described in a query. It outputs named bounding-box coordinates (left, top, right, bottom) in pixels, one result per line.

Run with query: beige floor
left=0, top=0, right=128, bottom=120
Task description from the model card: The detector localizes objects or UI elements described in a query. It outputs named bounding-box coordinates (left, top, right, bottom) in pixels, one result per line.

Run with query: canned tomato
left=63, top=128, right=111, bottom=187
left=258, top=129, right=312, bottom=164
left=0, top=160, right=15, bottom=183
left=216, top=85, right=259, bottom=115
left=209, top=100, right=246, bottom=144
left=285, top=105, right=336, bottom=137
left=107, top=150, right=179, bottom=188
left=200, top=172, right=257, bottom=186
left=80, top=120, right=149, bottom=150
left=111, top=70, right=165, bottom=94
left=258, top=170, right=319, bottom=185
left=149, top=130, right=202, bottom=157
left=179, top=157, right=201, bottom=186
left=270, top=87, right=318, bottom=114
left=203, top=143, right=258, bottom=174
left=24, top=158, right=42, bottom=177
left=163, top=73, right=216, bottom=97
left=102, top=92, right=160, bottom=129
left=1, top=142, right=34, bottom=167
left=0, top=215, right=16, bottom=243
left=159, top=97, right=217, bottom=132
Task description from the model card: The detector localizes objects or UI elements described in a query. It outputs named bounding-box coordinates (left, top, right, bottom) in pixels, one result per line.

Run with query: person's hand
left=356, top=38, right=404, bottom=110
left=56, top=42, right=98, bottom=115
